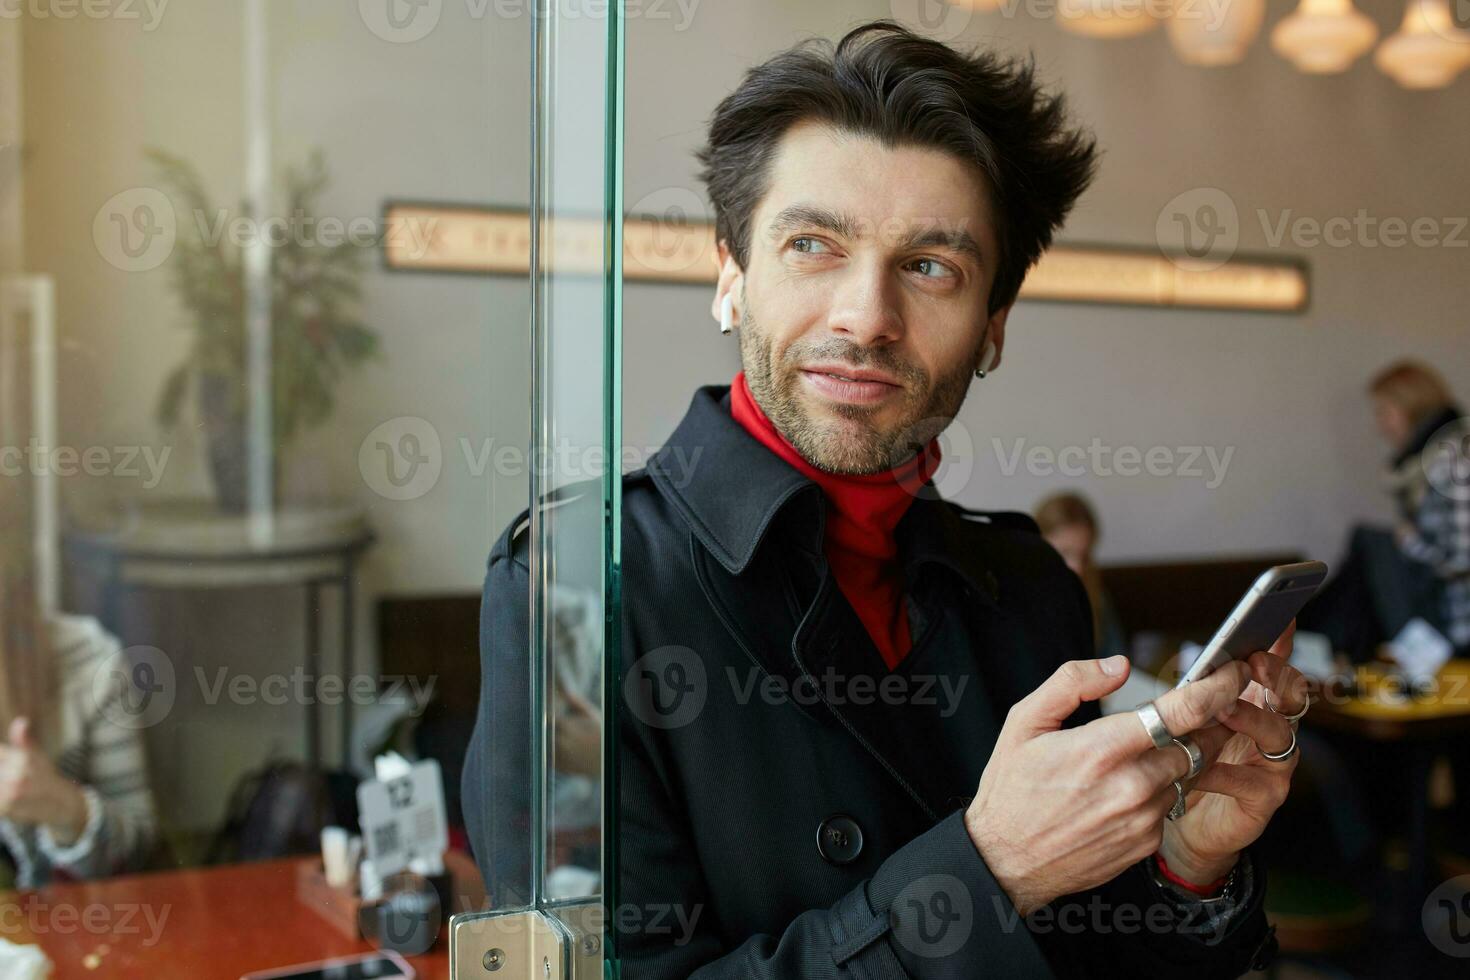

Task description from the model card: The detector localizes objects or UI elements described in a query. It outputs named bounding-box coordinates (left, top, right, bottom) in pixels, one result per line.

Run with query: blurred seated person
left=1035, top=492, right=1127, bottom=662
left=0, top=610, right=159, bottom=888
left=1301, top=361, right=1470, bottom=661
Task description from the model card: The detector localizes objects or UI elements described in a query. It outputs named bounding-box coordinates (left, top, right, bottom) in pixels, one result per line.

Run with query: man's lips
left=798, top=364, right=902, bottom=405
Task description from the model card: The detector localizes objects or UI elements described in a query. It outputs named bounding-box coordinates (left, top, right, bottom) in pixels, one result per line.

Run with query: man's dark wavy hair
left=696, top=21, right=1098, bottom=314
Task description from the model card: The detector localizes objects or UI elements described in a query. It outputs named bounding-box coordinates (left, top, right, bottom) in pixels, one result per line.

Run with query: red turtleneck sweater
left=730, top=372, right=940, bottom=670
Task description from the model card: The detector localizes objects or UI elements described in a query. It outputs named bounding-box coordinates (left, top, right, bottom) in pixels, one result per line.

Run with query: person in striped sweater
left=0, top=612, right=158, bottom=888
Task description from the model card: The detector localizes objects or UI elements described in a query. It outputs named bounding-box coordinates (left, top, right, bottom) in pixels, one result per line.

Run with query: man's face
left=727, top=120, right=1007, bottom=475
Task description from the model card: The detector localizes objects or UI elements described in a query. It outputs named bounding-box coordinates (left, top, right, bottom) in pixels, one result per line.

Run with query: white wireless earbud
left=975, top=340, right=998, bottom=379
left=719, top=292, right=734, bottom=335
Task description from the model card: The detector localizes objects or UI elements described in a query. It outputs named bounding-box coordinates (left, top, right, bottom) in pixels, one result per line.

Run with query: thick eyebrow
left=766, top=203, right=985, bottom=265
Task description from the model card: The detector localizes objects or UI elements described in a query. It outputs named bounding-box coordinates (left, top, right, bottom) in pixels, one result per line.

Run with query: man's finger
left=1190, top=761, right=1280, bottom=807
left=1095, top=660, right=1251, bottom=757
left=1246, top=651, right=1309, bottom=717
left=1219, top=700, right=1295, bottom=758
left=1008, top=656, right=1130, bottom=740
left=1266, top=620, right=1296, bottom=660
left=1130, top=720, right=1234, bottom=787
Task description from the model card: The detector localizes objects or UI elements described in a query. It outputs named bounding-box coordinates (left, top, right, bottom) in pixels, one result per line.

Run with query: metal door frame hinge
left=449, top=900, right=601, bottom=980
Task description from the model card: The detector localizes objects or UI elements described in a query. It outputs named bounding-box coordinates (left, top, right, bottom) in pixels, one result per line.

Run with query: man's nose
left=826, top=261, right=903, bottom=346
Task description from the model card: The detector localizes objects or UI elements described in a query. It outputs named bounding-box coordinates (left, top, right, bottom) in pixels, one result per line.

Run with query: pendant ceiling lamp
left=1057, top=0, right=1163, bottom=38
left=1374, top=0, right=1470, bottom=88
left=1270, top=0, right=1380, bottom=73
left=1167, top=0, right=1267, bottom=65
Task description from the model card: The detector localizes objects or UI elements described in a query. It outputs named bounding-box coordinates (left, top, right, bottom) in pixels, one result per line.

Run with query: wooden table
left=0, top=855, right=483, bottom=979
left=1305, top=659, right=1470, bottom=926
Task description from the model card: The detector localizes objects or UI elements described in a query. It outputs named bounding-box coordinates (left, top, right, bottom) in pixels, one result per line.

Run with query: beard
left=737, top=293, right=981, bottom=475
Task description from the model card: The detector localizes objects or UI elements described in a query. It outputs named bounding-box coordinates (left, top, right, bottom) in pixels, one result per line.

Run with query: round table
left=63, top=498, right=375, bottom=770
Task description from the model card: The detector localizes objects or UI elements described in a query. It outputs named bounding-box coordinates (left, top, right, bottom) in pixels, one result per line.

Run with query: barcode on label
left=373, top=821, right=402, bottom=857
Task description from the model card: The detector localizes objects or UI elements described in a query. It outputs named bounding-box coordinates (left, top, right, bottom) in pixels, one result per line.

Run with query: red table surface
left=0, top=853, right=487, bottom=980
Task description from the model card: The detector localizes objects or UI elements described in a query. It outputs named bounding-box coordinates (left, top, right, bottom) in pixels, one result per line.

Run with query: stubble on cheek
left=736, top=306, right=979, bottom=475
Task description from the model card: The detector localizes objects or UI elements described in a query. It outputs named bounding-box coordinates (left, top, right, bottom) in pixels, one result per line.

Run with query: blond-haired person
left=1302, top=360, right=1469, bottom=659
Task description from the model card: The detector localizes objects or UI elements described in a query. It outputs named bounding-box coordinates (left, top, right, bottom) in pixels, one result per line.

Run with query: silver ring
left=1267, top=692, right=1311, bottom=728
left=1134, top=701, right=1173, bottom=750
left=1167, top=780, right=1187, bottom=821
left=1172, top=735, right=1205, bottom=780
left=1259, top=726, right=1299, bottom=763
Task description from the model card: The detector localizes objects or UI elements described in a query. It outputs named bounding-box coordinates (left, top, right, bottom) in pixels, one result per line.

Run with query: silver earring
left=719, top=292, right=734, bottom=335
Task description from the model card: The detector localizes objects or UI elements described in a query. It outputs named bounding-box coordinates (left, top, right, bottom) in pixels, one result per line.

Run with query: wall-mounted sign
left=383, top=202, right=1309, bottom=313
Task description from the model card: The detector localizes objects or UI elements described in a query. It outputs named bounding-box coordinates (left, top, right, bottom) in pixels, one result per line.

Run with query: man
left=465, top=21, right=1306, bottom=978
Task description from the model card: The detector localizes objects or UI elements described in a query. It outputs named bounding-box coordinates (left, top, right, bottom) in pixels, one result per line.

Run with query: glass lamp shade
left=1057, top=0, right=1164, bottom=37
left=1270, top=0, right=1380, bottom=72
left=1374, top=0, right=1470, bottom=88
left=1167, top=0, right=1267, bottom=65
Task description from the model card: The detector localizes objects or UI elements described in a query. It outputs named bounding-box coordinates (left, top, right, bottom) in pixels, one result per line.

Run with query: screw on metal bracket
left=581, top=934, right=601, bottom=956
left=483, top=948, right=506, bottom=972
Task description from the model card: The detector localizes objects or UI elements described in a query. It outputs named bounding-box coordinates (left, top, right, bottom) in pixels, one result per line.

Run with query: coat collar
left=647, top=385, right=999, bottom=604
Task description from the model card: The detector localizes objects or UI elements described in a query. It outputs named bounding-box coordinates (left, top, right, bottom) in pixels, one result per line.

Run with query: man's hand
left=0, top=717, right=89, bottom=844
left=1161, top=624, right=1305, bottom=887
left=966, top=655, right=1249, bottom=915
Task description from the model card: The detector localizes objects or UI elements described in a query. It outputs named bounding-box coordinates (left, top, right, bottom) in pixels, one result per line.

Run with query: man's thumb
left=1009, top=656, right=1129, bottom=738
left=8, top=716, right=32, bottom=749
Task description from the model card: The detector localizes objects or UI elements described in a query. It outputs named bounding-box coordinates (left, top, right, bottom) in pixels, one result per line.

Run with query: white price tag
left=356, top=758, right=449, bottom=877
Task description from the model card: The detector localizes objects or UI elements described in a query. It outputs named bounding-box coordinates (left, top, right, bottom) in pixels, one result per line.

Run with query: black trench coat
left=464, top=385, right=1274, bottom=978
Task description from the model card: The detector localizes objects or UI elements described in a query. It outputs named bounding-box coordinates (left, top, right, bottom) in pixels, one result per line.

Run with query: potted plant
left=149, top=149, right=380, bottom=512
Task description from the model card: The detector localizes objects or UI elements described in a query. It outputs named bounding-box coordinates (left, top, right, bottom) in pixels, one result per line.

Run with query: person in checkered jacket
left=1302, top=361, right=1469, bottom=660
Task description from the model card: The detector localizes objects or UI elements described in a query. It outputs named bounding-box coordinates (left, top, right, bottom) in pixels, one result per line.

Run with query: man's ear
left=710, top=239, right=743, bottom=325
left=982, top=304, right=1012, bottom=373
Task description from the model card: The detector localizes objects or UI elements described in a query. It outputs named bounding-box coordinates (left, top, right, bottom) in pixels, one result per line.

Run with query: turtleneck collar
left=729, top=372, right=940, bottom=669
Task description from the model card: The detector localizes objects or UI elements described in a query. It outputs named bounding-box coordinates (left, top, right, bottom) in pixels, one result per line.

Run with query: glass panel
left=0, top=3, right=592, bottom=974
left=534, top=0, right=623, bottom=922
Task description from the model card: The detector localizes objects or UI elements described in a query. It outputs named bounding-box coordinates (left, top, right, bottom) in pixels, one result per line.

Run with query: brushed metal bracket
left=449, top=902, right=602, bottom=980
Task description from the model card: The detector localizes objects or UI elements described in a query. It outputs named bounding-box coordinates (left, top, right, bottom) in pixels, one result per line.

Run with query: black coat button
left=816, top=815, right=864, bottom=866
